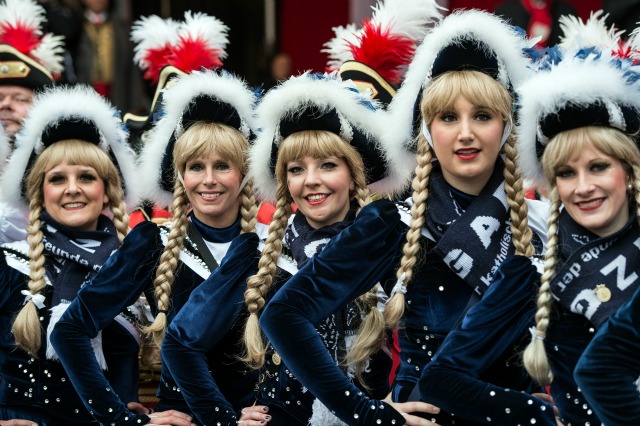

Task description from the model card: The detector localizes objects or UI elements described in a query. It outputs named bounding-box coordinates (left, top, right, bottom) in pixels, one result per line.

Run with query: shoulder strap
left=187, top=221, right=219, bottom=272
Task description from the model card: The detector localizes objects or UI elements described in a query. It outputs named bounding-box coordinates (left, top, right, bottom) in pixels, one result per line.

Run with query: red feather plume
left=169, top=36, right=224, bottom=74
left=141, top=43, right=174, bottom=83
left=0, top=21, right=40, bottom=55
left=350, top=21, right=415, bottom=84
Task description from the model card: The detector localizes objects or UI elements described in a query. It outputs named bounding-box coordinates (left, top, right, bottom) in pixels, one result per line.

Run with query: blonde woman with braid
left=368, top=12, right=549, bottom=421
left=48, top=71, right=261, bottom=426
left=245, top=72, right=440, bottom=426
left=414, top=33, right=640, bottom=426
left=0, top=85, right=143, bottom=425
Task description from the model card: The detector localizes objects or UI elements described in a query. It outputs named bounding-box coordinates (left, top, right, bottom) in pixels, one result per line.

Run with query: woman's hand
left=0, top=421, right=38, bottom=426
left=147, top=409, right=195, bottom=426
left=237, top=404, right=271, bottom=425
left=385, top=399, right=441, bottom=426
left=127, top=401, right=151, bottom=415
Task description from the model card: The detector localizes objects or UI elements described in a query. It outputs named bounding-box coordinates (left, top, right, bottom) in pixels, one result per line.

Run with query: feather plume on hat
left=0, top=0, right=64, bottom=88
left=518, top=11, right=640, bottom=185
left=125, top=11, right=230, bottom=132
left=323, top=0, right=443, bottom=106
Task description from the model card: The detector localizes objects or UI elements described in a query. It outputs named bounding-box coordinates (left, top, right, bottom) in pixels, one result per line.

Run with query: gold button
left=595, top=284, right=611, bottom=302
left=272, top=352, right=281, bottom=366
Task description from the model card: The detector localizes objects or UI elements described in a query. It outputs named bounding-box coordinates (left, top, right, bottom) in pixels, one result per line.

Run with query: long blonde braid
left=242, top=182, right=292, bottom=368
left=143, top=180, right=189, bottom=345
left=384, top=133, right=433, bottom=329
left=502, top=134, right=535, bottom=256
left=523, top=188, right=561, bottom=386
left=11, top=201, right=47, bottom=356
left=240, top=179, right=258, bottom=234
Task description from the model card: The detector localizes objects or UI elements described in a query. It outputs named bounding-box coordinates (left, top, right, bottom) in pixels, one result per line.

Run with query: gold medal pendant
left=595, top=284, right=612, bottom=303
left=272, top=352, right=281, bottom=365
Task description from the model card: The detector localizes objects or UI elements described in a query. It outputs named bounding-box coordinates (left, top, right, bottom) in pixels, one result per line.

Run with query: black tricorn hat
left=0, top=45, right=55, bottom=90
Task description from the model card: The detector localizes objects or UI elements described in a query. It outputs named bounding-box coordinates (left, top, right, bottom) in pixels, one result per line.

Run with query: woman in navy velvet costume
left=243, top=72, right=440, bottom=426
left=0, top=85, right=139, bottom=425
left=375, top=10, right=548, bottom=421
left=417, top=22, right=640, bottom=424
left=574, top=277, right=640, bottom=425
left=48, top=70, right=262, bottom=426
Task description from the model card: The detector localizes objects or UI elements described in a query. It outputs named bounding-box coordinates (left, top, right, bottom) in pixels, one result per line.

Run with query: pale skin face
left=0, top=85, right=34, bottom=139
left=42, top=162, right=109, bottom=231
left=182, top=152, right=242, bottom=229
left=286, top=155, right=354, bottom=229
left=555, top=142, right=631, bottom=238
left=429, top=95, right=505, bottom=195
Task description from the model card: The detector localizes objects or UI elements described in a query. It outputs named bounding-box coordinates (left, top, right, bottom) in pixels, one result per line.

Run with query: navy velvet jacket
left=419, top=255, right=600, bottom=425
left=161, top=232, right=263, bottom=426
left=0, top=241, right=138, bottom=424
left=50, top=220, right=231, bottom=425
left=259, top=199, right=409, bottom=426
left=574, top=284, right=640, bottom=425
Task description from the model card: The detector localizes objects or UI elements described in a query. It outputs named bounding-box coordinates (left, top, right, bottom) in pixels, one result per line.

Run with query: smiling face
left=543, top=126, right=640, bottom=238
left=182, top=152, right=243, bottom=228
left=554, top=142, right=630, bottom=237
left=275, top=130, right=365, bottom=229
left=286, top=155, right=354, bottom=229
left=173, top=122, right=249, bottom=229
left=42, top=162, right=109, bottom=230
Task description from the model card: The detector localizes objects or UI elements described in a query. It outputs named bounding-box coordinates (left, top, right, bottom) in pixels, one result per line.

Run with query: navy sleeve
left=260, top=199, right=407, bottom=426
left=162, top=233, right=260, bottom=426
left=419, top=256, right=557, bottom=425
left=50, top=222, right=161, bottom=425
left=574, top=284, right=640, bottom=426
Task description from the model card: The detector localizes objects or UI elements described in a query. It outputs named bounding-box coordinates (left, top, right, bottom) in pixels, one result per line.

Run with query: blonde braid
left=523, top=187, right=561, bottom=386
left=110, top=197, right=129, bottom=243
left=143, top=180, right=189, bottom=346
left=243, top=182, right=292, bottom=368
left=502, top=135, right=535, bottom=256
left=12, top=201, right=47, bottom=355
left=240, top=179, right=258, bottom=234
left=384, top=136, right=433, bottom=329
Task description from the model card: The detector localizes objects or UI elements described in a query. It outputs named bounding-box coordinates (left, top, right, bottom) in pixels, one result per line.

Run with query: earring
left=628, top=183, right=633, bottom=191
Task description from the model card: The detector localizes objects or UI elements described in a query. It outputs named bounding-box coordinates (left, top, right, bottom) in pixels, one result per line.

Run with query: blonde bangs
left=275, top=130, right=365, bottom=189
left=543, top=126, right=640, bottom=184
left=174, top=122, right=249, bottom=175
left=421, top=70, right=513, bottom=125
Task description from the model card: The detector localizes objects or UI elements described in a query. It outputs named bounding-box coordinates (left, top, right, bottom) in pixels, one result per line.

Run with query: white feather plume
left=558, top=10, right=624, bottom=54
left=180, top=11, right=229, bottom=60
left=0, top=0, right=45, bottom=35
left=31, top=33, right=65, bottom=74
left=323, top=23, right=360, bottom=70
left=131, top=15, right=181, bottom=69
left=370, top=0, right=444, bottom=39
